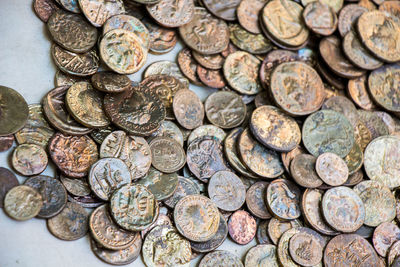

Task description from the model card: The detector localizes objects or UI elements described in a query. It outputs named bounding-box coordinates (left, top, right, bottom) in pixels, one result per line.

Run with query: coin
left=149, top=137, right=186, bottom=173
left=179, top=7, right=229, bottom=55
left=24, top=175, right=67, bottom=218
left=177, top=48, right=202, bottom=86
left=0, top=168, right=19, bottom=208
left=163, top=176, right=199, bottom=208
left=0, top=135, right=14, bottom=152
left=199, top=250, right=243, bottom=267
left=303, top=1, right=338, bottom=36
left=322, top=186, right=365, bottom=232
left=59, top=173, right=91, bottom=197
left=144, top=60, right=189, bottom=88
left=256, top=220, right=272, bottom=244
left=202, top=0, right=241, bottom=21
left=315, top=152, right=348, bottom=186
left=357, top=110, right=389, bottom=139
left=245, top=182, right=271, bottom=219
left=338, top=4, right=368, bottom=37
left=0, top=86, right=29, bottom=136
left=33, top=0, right=59, bottom=22
left=237, top=0, right=267, bottom=34
left=358, top=10, right=400, bottom=62
left=173, top=89, right=204, bottom=130
left=343, top=169, right=364, bottom=187
left=290, top=154, right=323, bottom=188
left=49, top=133, right=98, bottom=178
left=110, top=184, right=159, bottom=231
left=276, top=227, right=302, bottom=267
left=270, top=61, right=325, bottom=116
left=343, top=142, right=363, bottom=175
left=146, top=0, right=194, bottom=28
left=142, top=225, right=192, bottom=267
left=389, top=241, right=400, bottom=266
left=55, top=70, right=88, bottom=87
left=47, top=10, right=97, bottom=53
left=78, top=0, right=124, bottom=27
left=380, top=1, right=400, bottom=18
left=67, top=193, right=103, bottom=208
left=227, top=210, right=256, bottom=245
left=373, top=222, right=400, bottom=257
left=197, top=66, right=226, bottom=89
left=322, top=95, right=359, bottom=128
left=57, top=0, right=81, bottom=13
left=315, top=59, right=346, bottom=90
left=302, top=0, right=343, bottom=12
left=229, top=24, right=272, bottom=55
left=142, top=19, right=178, bottom=55
left=47, top=202, right=90, bottom=240
left=140, top=213, right=173, bottom=239
left=289, top=228, right=324, bottom=267
left=4, top=185, right=42, bottom=221
left=187, top=124, right=225, bottom=145
left=303, top=109, right=355, bottom=158
left=174, top=195, right=220, bottom=242
left=190, top=213, right=227, bottom=252
left=245, top=244, right=279, bottom=267
left=192, top=51, right=224, bottom=70
left=347, top=75, right=377, bottom=110
left=137, top=168, right=178, bottom=201
left=238, top=128, right=284, bottom=179
left=266, top=178, right=301, bottom=220
left=281, top=145, right=306, bottom=174
left=12, top=144, right=48, bottom=176
left=268, top=217, right=302, bottom=245
left=91, top=72, right=130, bottom=93
left=104, top=84, right=165, bottom=136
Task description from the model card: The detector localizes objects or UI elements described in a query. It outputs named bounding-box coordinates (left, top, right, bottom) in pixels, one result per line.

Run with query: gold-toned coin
left=229, top=24, right=272, bottom=55
left=4, top=185, right=43, bottom=221
left=78, top=0, right=125, bottom=27
left=144, top=60, right=189, bottom=88
left=12, top=144, right=48, bottom=176
left=0, top=86, right=29, bottom=136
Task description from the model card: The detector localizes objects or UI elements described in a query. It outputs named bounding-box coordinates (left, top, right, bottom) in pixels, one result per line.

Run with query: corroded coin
left=347, top=75, right=377, bottom=110
left=67, top=193, right=103, bottom=208
left=100, top=131, right=152, bottom=180
left=49, top=133, right=98, bottom=178
left=202, top=0, right=240, bottom=21
left=229, top=24, right=272, bottom=55
left=205, top=91, right=246, bottom=129
left=177, top=48, right=202, bottom=86
left=245, top=182, right=271, bottom=219
left=142, top=19, right=178, bottom=55
left=187, top=124, right=225, bottom=144
left=281, top=145, right=306, bottom=174
left=266, top=178, right=301, bottom=220
left=59, top=173, right=91, bottom=197
left=245, top=244, right=279, bottom=267
left=47, top=202, right=90, bottom=240
left=380, top=1, right=400, bottom=18
left=268, top=217, right=302, bottom=245
left=270, top=61, right=325, bottom=116
left=104, top=84, right=165, bottom=136
left=228, top=210, right=256, bottom=245
left=357, top=10, right=400, bottom=62
left=140, top=213, right=173, bottom=239
left=137, top=168, right=178, bottom=201
left=142, top=225, right=192, bottom=267
left=322, top=95, right=359, bottom=127
left=364, top=135, right=400, bottom=189
left=237, top=0, right=268, bottom=34
left=0, top=86, right=29, bottom=136
left=302, top=0, right=343, bottom=13
left=257, top=220, right=272, bottom=244
left=192, top=51, right=224, bottom=70
left=0, top=135, right=14, bottom=152
left=57, top=0, right=81, bottom=13
left=89, top=204, right=137, bottom=250
left=343, top=143, right=363, bottom=175
left=4, top=185, right=42, bottom=221
left=146, top=0, right=194, bottom=28
left=78, top=0, right=125, bottom=27
left=338, top=4, right=368, bottom=37
left=33, top=0, right=59, bottom=22
left=290, top=154, right=323, bottom=188
left=163, top=176, right=200, bottom=208
left=389, top=241, right=400, bottom=266
left=315, top=152, right=348, bottom=186
left=110, top=184, right=159, bottom=231
left=250, top=105, right=301, bottom=152
left=0, top=168, right=19, bottom=208
left=354, top=181, right=396, bottom=227
left=324, top=234, right=379, bottom=267
left=322, top=186, right=365, bottom=232
left=174, top=195, right=220, bottom=242
left=208, top=171, right=246, bottom=212
left=276, top=227, right=302, bottom=267
left=197, top=66, right=226, bottom=89
left=288, top=228, right=324, bottom=266
left=100, top=29, right=147, bottom=74
left=238, top=128, right=284, bottom=179
left=223, top=51, right=261, bottom=95
left=24, top=175, right=67, bottom=218
left=343, top=169, right=364, bottom=187
left=150, top=120, right=184, bottom=146
left=144, top=60, right=189, bottom=88
left=357, top=110, right=389, bottom=139
left=303, top=109, right=355, bottom=158
left=89, top=126, right=115, bottom=144
left=88, top=158, right=131, bottom=201
left=54, top=70, right=89, bottom=87
left=303, top=1, right=338, bottom=36
left=91, top=72, right=130, bottom=93
left=199, top=250, right=243, bottom=267
left=149, top=137, right=186, bottom=173
left=47, top=10, right=98, bottom=53
left=173, top=89, right=204, bottom=130
left=179, top=7, right=229, bottom=55
left=12, top=144, right=48, bottom=176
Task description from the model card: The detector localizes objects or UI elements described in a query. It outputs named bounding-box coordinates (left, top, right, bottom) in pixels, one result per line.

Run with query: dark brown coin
left=197, top=66, right=226, bottom=89
left=173, top=89, right=204, bottom=130
left=373, top=222, right=400, bottom=257
left=187, top=124, right=226, bottom=145
left=347, top=75, right=377, bottom=110
left=0, top=86, right=29, bottom=136
left=315, top=59, right=346, bottom=90
left=237, top=0, right=267, bottom=34
left=90, top=125, right=115, bottom=144
left=91, top=72, right=130, bottom=93
left=228, top=210, right=256, bottom=245
left=177, top=48, right=202, bottom=86
left=163, top=176, right=200, bottom=208
left=202, top=0, right=241, bottom=21
left=0, top=167, right=19, bottom=208
left=49, top=133, right=98, bottom=178
left=290, top=154, right=323, bottom=188
left=324, top=234, right=379, bottom=267
left=149, top=137, right=186, bottom=173
left=47, top=202, right=90, bottom=241
left=142, top=18, right=178, bottom=55
left=0, top=135, right=14, bottom=152
left=59, top=173, right=91, bottom=197
left=221, top=42, right=239, bottom=58
left=4, top=185, right=42, bottom=221
left=245, top=182, right=271, bottom=219
left=289, top=228, right=324, bottom=266
left=256, top=220, right=272, bottom=244
left=12, top=144, right=48, bottom=176
left=192, top=51, right=224, bottom=70
left=316, top=152, right=348, bottom=186
left=144, top=60, right=189, bottom=88
left=104, top=84, right=165, bottom=136
left=54, top=70, right=89, bottom=87
left=34, top=0, right=59, bottom=22
left=343, top=170, right=364, bottom=187
left=338, top=4, right=368, bottom=37
left=67, top=193, right=103, bottom=208
left=303, top=1, right=338, bottom=36
left=199, top=250, right=244, bottom=267
left=357, top=110, right=389, bottom=140
left=150, top=120, right=184, bottom=146
left=266, top=178, right=301, bottom=220
left=137, top=168, right=178, bottom=201
left=57, top=0, right=81, bottom=13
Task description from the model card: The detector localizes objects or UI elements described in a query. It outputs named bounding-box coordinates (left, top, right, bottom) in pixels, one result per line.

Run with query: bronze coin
left=78, top=0, right=125, bottom=27
left=12, top=144, right=48, bottom=176
left=347, top=75, right=377, bottom=110
left=373, top=222, right=400, bottom=257
left=144, top=60, right=189, bottom=88
left=250, top=105, right=301, bottom=152
left=47, top=10, right=98, bottom=53
left=173, top=89, right=204, bottom=130
left=303, top=1, right=338, bottom=36
left=315, top=152, right=348, bottom=186
left=221, top=42, right=239, bottom=58
left=0, top=167, right=19, bottom=208
left=140, top=213, right=173, bottom=239
left=137, top=168, right=178, bottom=201
left=338, top=4, right=368, bottom=37
left=389, top=241, right=400, bottom=266
left=315, top=59, right=346, bottom=90
left=246, top=182, right=271, bottom=219
left=302, top=0, right=343, bottom=13
left=192, top=50, right=224, bottom=70
left=208, top=171, right=246, bottom=212
left=4, top=185, right=42, bottom=221
left=343, top=169, right=364, bottom=187
left=199, top=250, right=244, bottom=267
left=357, top=109, right=389, bottom=139
left=266, top=178, right=301, bottom=220
left=24, top=175, right=67, bottom=218
left=374, top=111, right=400, bottom=136
left=343, top=142, right=363, bottom=175
left=322, top=95, right=359, bottom=128
left=281, top=145, right=306, bottom=174
left=91, top=72, right=131, bottom=93
left=47, top=202, right=90, bottom=241
left=142, top=18, right=178, bottom=55
left=228, top=210, right=256, bottom=245
left=67, top=193, right=103, bottom=208
left=49, top=133, right=98, bottom=178
left=288, top=228, right=324, bottom=266
left=57, top=0, right=81, bottom=13
left=146, top=0, right=194, bottom=28
left=163, top=176, right=200, bottom=208
left=202, top=0, right=241, bottom=21
left=0, top=86, right=29, bottom=136
left=276, top=227, right=303, bottom=267
left=256, top=220, right=272, bottom=244
left=237, top=0, right=268, bottom=34
left=245, top=244, right=279, bottom=267
left=322, top=186, right=365, bottom=232
left=268, top=217, right=302, bottom=245
left=177, top=48, right=203, bottom=86
left=100, top=131, right=152, bottom=180
left=238, top=128, right=284, bottom=179
left=319, top=36, right=365, bottom=79
left=150, top=120, right=184, bottom=146
left=0, top=135, right=14, bottom=152
left=187, top=124, right=226, bottom=144
left=104, top=84, right=165, bottom=136
left=197, top=65, right=226, bottom=89
left=55, top=70, right=89, bottom=87
left=254, top=91, right=272, bottom=108
left=270, top=61, right=325, bottom=116
left=229, top=23, right=272, bottom=55
left=33, top=0, right=59, bottom=22
left=149, top=137, right=186, bottom=173
left=290, top=154, right=323, bottom=188
left=179, top=7, right=229, bottom=55
left=59, top=173, right=91, bottom=197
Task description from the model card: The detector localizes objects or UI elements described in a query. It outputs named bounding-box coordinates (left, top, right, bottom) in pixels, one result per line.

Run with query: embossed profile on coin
left=266, top=179, right=301, bottom=220
left=79, top=0, right=125, bottom=27
left=146, top=0, right=194, bottom=28
left=4, top=185, right=42, bottom=221
left=173, top=89, right=204, bottom=130
left=12, top=144, right=48, bottom=176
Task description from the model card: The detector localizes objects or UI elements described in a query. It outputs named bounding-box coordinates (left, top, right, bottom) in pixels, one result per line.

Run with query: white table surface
left=0, top=1, right=257, bottom=266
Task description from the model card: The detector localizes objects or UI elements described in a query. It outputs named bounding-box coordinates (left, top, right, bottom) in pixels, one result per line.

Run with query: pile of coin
left=1, top=0, right=400, bottom=266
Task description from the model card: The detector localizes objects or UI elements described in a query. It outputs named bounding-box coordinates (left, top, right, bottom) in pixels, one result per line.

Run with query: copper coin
left=265, top=178, right=301, bottom=220
left=49, top=133, right=98, bottom=178
left=100, top=131, right=152, bottom=180
left=338, top=4, right=368, bottom=37
left=281, top=145, right=306, bottom=174
left=315, top=152, right=348, bottom=186
left=347, top=75, right=377, bottom=110
left=290, top=154, right=323, bottom=188
left=302, top=0, right=343, bottom=13
left=47, top=202, right=90, bottom=241
left=250, top=105, right=301, bottom=152
left=324, top=234, right=379, bottom=267
left=0, top=167, right=19, bottom=208
left=343, top=142, right=363, bottom=175
left=143, top=60, right=189, bottom=88
left=343, top=169, right=364, bottom=187
left=12, top=144, right=48, bottom=176
left=140, top=213, right=173, bottom=239
left=192, top=50, right=224, bottom=70
left=245, top=182, right=271, bottom=219
left=254, top=91, right=272, bottom=108
left=237, top=0, right=268, bottom=34
left=315, top=59, right=346, bottom=90
left=322, top=186, right=365, bottom=232
left=197, top=66, right=226, bottom=89
left=0, top=135, right=14, bottom=152
left=179, top=7, right=229, bottom=55
left=0, top=86, right=29, bottom=136
left=229, top=23, right=272, bottom=55
left=228, top=210, right=256, bottom=245
left=373, top=222, right=400, bottom=257
left=202, top=0, right=241, bottom=21
left=199, top=250, right=243, bottom=267
left=245, top=244, right=279, bottom=267
left=374, top=111, right=400, bottom=136
left=303, top=1, right=338, bottom=36
left=4, top=185, right=42, bottom=221
left=78, top=0, right=125, bottom=27
left=276, top=227, right=303, bottom=267
left=163, top=176, right=200, bottom=208
left=67, top=193, right=103, bottom=208
left=177, top=48, right=202, bottom=86
left=142, top=18, right=178, bottom=55
left=146, top=0, right=194, bottom=28
left=103, top=84, right=165, bottom=136
left=187, top=124, right=226, bottom=145
left=59, top=173, right=91, bottom=197
left=137, top=168, right=178, bottom=201
left=33, top=0, right=59, bottom=22
left=174, top=195, right=220, bottom=242
left=91, top=72, right=130, bottom=93
left=238, top=128, right=284, bottom=179
left=256, top=220, right=272, bottom=244
left=149, top=137, right=186, bottom=173
left=173, top=89, right=204, bottom=130
left=288, top=228, right=324, bottom=266
left=389, top=240, right=400, bottom=266
left=150, top=120, right=184, bottom=146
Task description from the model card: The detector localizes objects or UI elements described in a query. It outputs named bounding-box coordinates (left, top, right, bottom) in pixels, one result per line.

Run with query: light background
left=0, top=1, right=257, bottom=266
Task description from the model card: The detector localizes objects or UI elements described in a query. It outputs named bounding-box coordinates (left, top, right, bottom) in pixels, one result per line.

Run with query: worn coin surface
left=268, top=218, right=302, bottom=245
left=78, top=0, right=124, bottom=27
left=12, top=144, right=48, bottom=176
left=347, top=75, right=377, bottom=110
left=142, top=18, right=178, bottom=55
left=288, top=228, right=324, bottom=266
left=54, top=70, right=89, bottom=87
left=187, top=124, right=225, bottom=145
left=91, top=72, right=131, bottom=93
left=67, top=193, right=103, bottom=208
left=173, top=89, right=204, bottom=130
left=150, top=120, right=184, bottom=146
left=357, top=110, right=389, bottom=140
left=137, top=168, right=178, bottom=201
left=59, top=173, right=91, bottom=197
left=33, top=0, right=59, bottom=22
left=0, top=135, right=14, bottom=152
left=237, top=0, right=268, bottom=34
left=256, top=220, right=272, bottom=244
left=57, top=0, right=81, bottom=13
left=0, top=86, right=29, bottom=136
left=149, top=137, right=186, bottom=173
left=163, top=176, right=200, bottom=208
left=174, top=195, right=220, bottom=242
left=197, top=66, right=226, bottom=89
left=245, top=244, right=279, bottom=267
left=228, top=210, right=256, bottom=245
left=276, top=227, right=302, bottom=267
left=199, top=250, right=243, bottom=267
left=144, top=60, right=189, bottom=88
left=202, top=0, right=240, bottom=21
left=281, top=145, right=306, bottom=174
left=315, top=152, right=348, bottom=186
left=4, top=185, right=42, bottom=221
left=389, top=240, right=400, bottom=266
left=229, top=23, right=272, bottom=55
left=146, top=0, right=194, bottom=28
left=303, top=1, right=338, bottom=36
left=290, top=154, right=323, bottom=188
left=338, top=4, right=367, bottom=37
left=0, top=168, right=19, bottom=208
left=322, top=186, right=365, bottom=232
left=192, top=51, right=224, bottom=70
left=177, top=48, right=202, bottom=86
left=266, top=178, right=301, bottom=220
left=246, top=182, right=271, bottom=219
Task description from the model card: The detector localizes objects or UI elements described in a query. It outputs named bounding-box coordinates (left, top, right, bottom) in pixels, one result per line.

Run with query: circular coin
left=229, top=23, right=272, bottom=55
left=0, top=135, right=14, bottom=152
left=289, top=228, right=324, bottom=266
left=246, top=182, right=271, bottom=219
left=163, top=176, right=200, bottom=208
left=149, top=137, right=186, bottom=173
left=338, top=4, right=368, bottom=37
left=228, top=210, right=256, bottom=245
left=347, top=75, right=377, bottom=110
left=144, top=60, right=189, bottom=88
left=315, top=152, right=348, bottom=186
left=142, top=18, right=178, bottom=55
left=197, top=66, right=226, bottom=89
left=0, top=167, right=19, bottom=208
left=137, top=168, right=178, bottom=201
left=4, top=185, right=42, bottom=221
left=59, top=173, right=91, bottom=197
left=78, top=0, right=125, bottom=27
left=146, top=0, right=194, bottom=28
left=91, top=72, right=131, bottom=93
left=237, top=0, right=268, bottom=34
left=303, top=1, right=338, bottom=36
left=266, top=178, right=301, bottom=220
left=12, top=144, right=48, bottom=176
left=290, top=154, right=323, bottom=188
left=173, top=89, right=204, bottom=130
left=177, top=48, right=202, bottom=85
left=192, top=51, right=224, bottom=70
left=0, top=86, right=29, bottom=136
left=33, top=0, right=59, bottom=22
left=245, top=244, right=279, bottom=267
left=199, top=250, right=243, bottom=267
left=268, top=217, right=302, bottom=245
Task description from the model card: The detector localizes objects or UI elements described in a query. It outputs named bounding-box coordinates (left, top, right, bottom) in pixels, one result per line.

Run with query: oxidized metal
left=149, top=137, right=186, bottom=173
left=12, top=144, right=48, bottom=176
left=4, top=185, right=42, bottom=221
left=315, top=152, right=348, bottom=186
left=0, top=86, right=29, bottom=136
left=0, top=167, right=19, bottom=208
left=228, top=210, right=256, bottom=245
left=173, top=89, right=204, bottom=130
left=137, top=168, right=178, bottom=201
